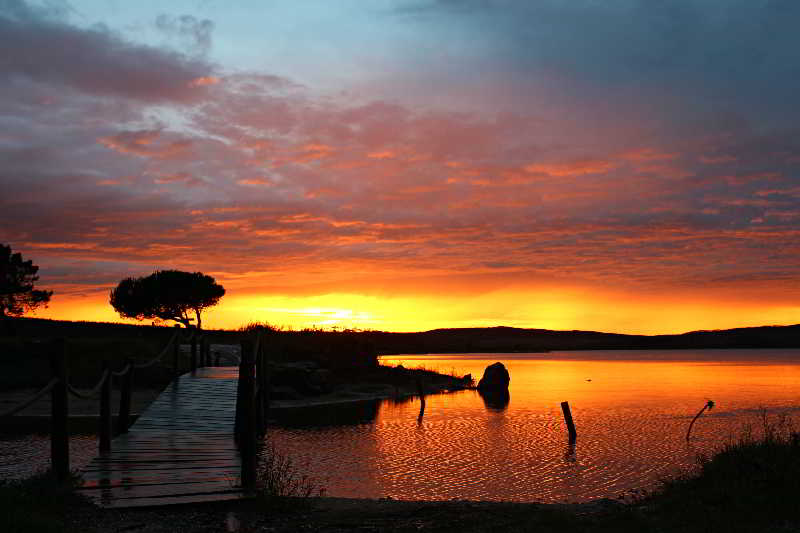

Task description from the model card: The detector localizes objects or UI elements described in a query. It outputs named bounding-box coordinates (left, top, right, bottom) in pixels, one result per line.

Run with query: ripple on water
left=268, top=351, right=800, bottom=502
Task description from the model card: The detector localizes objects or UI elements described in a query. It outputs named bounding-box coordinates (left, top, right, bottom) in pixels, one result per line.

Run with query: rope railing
left=112, top=363, right=133, bottom=377
left=0, top=377, right=60, bottom=418
left=2, top=327, right=218, bottom=484
left=66, top=369, right=111, bottom=400
left=180, top=328, right=201, bottom=343
left=134, top=329, right=180, bottom=370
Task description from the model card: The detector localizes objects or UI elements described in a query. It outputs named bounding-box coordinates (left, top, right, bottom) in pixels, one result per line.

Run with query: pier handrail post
left=255, top=339, right=265, bottom=434
left=234, top=345, right=245, bottom=439
left=561, top=401, right=577, bottom=443
left=237, top=337, right=258, bottom=490
left=190, top=333, right=198, bottom=372
left=49, top=338, right=69, bottom=482
left=263, top=343, right=271, bottom=415
left=99, top=360, right=112, bottom=452
left=172, top=324, right=181, bottom=378
left=117, top=358, right=133, bottom=434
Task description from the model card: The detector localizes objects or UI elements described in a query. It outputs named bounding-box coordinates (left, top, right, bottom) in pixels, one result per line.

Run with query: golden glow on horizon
left=32, top=287, right=800, bottom=334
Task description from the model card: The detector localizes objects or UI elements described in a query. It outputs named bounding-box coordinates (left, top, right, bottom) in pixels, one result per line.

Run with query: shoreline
left=63, top=493, right=629, bottom=533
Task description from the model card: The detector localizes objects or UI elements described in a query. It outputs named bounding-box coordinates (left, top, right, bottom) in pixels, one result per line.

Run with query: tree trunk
left=194, top=308, right=202, bottom=330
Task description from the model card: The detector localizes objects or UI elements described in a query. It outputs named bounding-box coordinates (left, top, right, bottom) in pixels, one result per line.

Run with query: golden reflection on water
left=271, top=350, right=800, bottom=502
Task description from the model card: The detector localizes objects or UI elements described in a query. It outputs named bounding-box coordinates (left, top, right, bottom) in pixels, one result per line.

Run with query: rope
left=112, top=363, right=132, bottom=377
left=180, top=328, right=198, bottom=342
left=0, top=378, right=60, bottom=417
left=66, top=369, right=110, bottom=400
left=134, top=329, right=180, bottom=369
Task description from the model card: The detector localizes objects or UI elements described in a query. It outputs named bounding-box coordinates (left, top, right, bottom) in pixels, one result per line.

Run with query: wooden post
left=234, top=343, right=246, bottom=439
left=255, top=343, right=265, bottom=434
left=416, top=376, right=426, bottom=423
left=236, top=338, right=257, bottom=490
left=561, top=401, right=577, bottom=442
left=99, top=360, right=112, bottom=452
left=172, top=325, right=181, bottom=379
left=214, top=351, right=221, bottom=367
left=259, top=341, right=270, bottom=427
left=190, top=334, right=198, bottom=372
left=49, top=339, right=69, bottom=482
left=197, top=336, right=203, bottom=368
left=117, top=359, right=133, bottom=434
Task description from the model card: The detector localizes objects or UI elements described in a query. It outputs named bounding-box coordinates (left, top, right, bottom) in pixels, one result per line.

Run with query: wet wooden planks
left=77, top=367, right=253, bottom=508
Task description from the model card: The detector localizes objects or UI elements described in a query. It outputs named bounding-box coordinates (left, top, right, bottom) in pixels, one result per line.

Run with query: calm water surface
left=270, top=350, right=800, bottom=502
left=3, top=350, right=800, bottom=503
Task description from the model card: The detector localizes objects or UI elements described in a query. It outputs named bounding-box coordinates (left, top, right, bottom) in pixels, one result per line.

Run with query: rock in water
left=477, top=362, right=510, bottom=391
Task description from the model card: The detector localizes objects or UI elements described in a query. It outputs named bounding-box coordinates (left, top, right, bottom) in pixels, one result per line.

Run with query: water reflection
left=479, top=388, right=510, bottom=411
left=266, top=350, right=800, bottom=503
left=564, top=441, right=577, bottom=464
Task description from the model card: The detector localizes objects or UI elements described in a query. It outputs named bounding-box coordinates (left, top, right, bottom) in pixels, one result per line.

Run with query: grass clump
left=255, top=442, right=324, bottom=507
left=645, top=412, right=800, bottom=532
left=0, top=471, right=87, bottom=533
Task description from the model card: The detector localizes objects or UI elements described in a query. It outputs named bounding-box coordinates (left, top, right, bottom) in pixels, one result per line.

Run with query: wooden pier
left=76, top=367, right=252, bottom=508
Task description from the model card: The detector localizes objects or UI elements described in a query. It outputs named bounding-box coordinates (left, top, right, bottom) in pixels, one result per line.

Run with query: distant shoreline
left=6, top=316, right=800, bottom=352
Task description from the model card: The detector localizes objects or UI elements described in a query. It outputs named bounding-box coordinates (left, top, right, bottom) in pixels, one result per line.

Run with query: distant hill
left=4, top=317, right=798, bottom=353
left=362, top=325, right=800, bottom=353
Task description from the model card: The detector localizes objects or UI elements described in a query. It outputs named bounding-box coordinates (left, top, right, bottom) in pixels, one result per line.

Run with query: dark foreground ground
left=5, top=423, right=800, bottom=533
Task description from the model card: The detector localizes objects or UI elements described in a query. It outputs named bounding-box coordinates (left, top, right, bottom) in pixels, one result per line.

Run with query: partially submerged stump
left=477, top=362, right=510, bottom=391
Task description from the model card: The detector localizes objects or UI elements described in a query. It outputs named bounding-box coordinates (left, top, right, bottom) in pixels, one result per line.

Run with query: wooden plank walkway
left=77, top=367, right=253, bottom=508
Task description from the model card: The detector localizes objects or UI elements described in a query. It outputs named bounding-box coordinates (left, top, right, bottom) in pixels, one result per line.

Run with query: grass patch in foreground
left=0, top=471, right=88, bottom=533
left=254, top=442, right=325, bottom=510
left=640, top=413, right=800, bottom=533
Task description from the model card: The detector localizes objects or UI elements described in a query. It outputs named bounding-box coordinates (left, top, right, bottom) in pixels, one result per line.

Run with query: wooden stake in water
left=416, top=376, right=426, bottom=423
left=561, top=401, right=577, bottom=443
left=686, top=400, right=715, bottom=442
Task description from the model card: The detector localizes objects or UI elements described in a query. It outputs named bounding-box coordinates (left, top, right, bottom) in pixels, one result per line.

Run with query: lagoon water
left=3, top=349, right=800, bottom=502
left=269, top=350, right=800, bottom=502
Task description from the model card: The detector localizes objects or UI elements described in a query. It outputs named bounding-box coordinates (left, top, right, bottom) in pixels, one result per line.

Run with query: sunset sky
left=2, top=0, right=799, bottom=333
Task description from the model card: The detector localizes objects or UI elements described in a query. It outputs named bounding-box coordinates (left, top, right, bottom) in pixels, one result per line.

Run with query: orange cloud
left=367, top=150, right=396, bottom=159
left=188, top=76, right=220, bottom=87
left=621, top=147, right=678, bottom=161
left=98, top=130, right=191, bottom=159
left=237, top=177, right=273, bottom=186
left=524, top=158, right=616, bottom=177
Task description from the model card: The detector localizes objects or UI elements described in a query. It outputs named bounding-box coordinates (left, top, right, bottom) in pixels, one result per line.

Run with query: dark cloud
left=390, top=0, right=800, bottom=130
left=0, top=0, right=215, bottom=102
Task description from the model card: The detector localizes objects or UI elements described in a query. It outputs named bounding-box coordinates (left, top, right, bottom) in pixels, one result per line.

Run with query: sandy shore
left=64, top=495, right=625, bottom=533
left=270, top=382, right=471, bottom=410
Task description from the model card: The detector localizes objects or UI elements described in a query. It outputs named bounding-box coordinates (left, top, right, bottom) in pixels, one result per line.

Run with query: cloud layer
left=1, top=0, right=798, bottom=330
